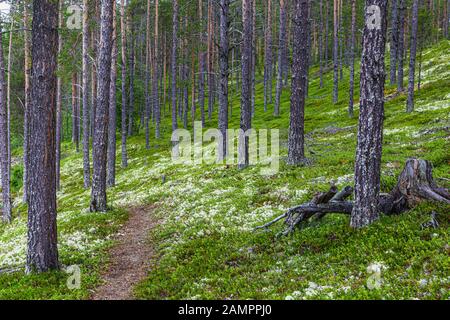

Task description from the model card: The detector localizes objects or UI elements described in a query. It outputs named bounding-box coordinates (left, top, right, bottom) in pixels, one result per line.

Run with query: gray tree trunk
left=172, top=0, right=179, bottom=133
left=332, top=0, right=339, bottom=104
left=23, top=0, right=31, bottom=202
left=406, top=0, right=420, bottom=113
left=26, top=0, right=60, bottom=272
left=90, top=0, right=114, bottom=212
left=348, top=0, right=356, bottom=117
left=120, top=0, right=128, bottom=168
left=82, top=0, right=91, bottom=188
left=0, top=23, right=11, bottom=223
left=287, top=0, right=309, bottom=165
left=154, top=0, right=160, bottom=138
left=239, top=0, right=253, bottom=169
left=198, top=0, right=206, bottom=126
left=390, top=0, right=399, bottom=85
left=128, top=17, right=135, bottom=136
left=274, top=0, right=286, bottom=116
left=351, top=0, right=388, bottom=229
left=319, top=0, right=324, bottom=88
left=264, top=0, right=273, bottom=112
left=397, top=0, right=405, bottom=92
left=55, top=0, right=63, bottom=191
left=107, top=0, right=117, bottom=187
left=218, top=0, right=230, bottom=158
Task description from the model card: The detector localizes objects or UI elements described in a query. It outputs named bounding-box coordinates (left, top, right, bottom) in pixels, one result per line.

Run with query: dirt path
left=90, top=205, right=158, bottom=300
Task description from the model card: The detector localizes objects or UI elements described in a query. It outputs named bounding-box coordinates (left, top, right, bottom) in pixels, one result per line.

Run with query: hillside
left=0, top=40, right=449, bottom=300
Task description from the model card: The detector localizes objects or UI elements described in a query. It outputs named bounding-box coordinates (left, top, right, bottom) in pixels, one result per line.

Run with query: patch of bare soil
left=90, top=205, right=158, bottom=300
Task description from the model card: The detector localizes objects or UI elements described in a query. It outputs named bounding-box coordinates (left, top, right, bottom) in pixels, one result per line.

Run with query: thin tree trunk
left=55, top=0, right=64, bottom=191
left=23, top=0, right=31, bottom=202
left=287, top=0, right=309, bottom=165
left=274, top=0, right=287, bottom=116
left=348, top=0, right=356, bottom=117
left=251, top=0, right=256, bottom=117
left=319, top=0, right=324, bottom=88
left=219, top=0, right=230, bottom=159
left=239, top=0, right=253, bottom=169
left=351, top=0, right=388, bottom=229
left=72, top=73, right=79, bottom=152
left=264, top=0, right=273, bottom=112
left=172, top=0, right=179, bottom=133
left=390, top=0, right=399, bottom=85
left=107, top=0, right=117, bottom=187
left=145, top=0, right=151, bottom=149
left=332, top=0, right=339, bottom=104
left=0, top=23, right=11, bottom=223
left=120, top=0, right=128, bottom=168
left=406, top=0, right=420, bottom=113
left=90, top=0, right=114, bottom=212
left=82, top=0, right=91, bottom=188
left=199, top=0, right=206, bottom=126
left=153, top=0, right=160, bottom=138
left=26, top=0, right=59, bottom=272
left=128, top=15, right=135, bottom=136
left=397, top=0, right=406, bottom=92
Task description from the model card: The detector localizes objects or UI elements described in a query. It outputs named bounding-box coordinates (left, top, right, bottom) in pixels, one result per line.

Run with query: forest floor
left=90, top=205, right=158, bottom=300
left=0, top=40, right=449, bottom=300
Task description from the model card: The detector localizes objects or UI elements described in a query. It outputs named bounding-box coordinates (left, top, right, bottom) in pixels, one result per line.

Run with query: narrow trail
left=90, top=205, right=158, bottom=300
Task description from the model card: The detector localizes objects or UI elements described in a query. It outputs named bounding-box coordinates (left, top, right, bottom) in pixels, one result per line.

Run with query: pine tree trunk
left=198, top=0, right=206, bottom=126
left=348, top=0, right=357, bottom=117
left=287, top=0, right=309, bottom=165
left=319, top=0, right=324, bottom=88
left=26, top=0, right=59, bottom=272
left=406, top=0, right=420, bottom=113
left=274, top=0, right=287, bottom=116
left=145, top=0, right=151, bottom=149
left=90, top=0, right=114, bottom=212
left=251, top=0, right=256, bottom=117
left=239, top=0, right=253, bottom=169
left=332, top=0, right=339, bottom=104
left=120, top=0, right=128, bottom=168
left=107, top=0, right=117, bottom=187
left=0, top=23, right=11, bottom=223
left=351, top=0, right=388, bottom=229
left=390, top=0, right=399, bottom=85
left=23, top=0, right=31, bottom=202
left=72, top=73, right=80, bottom=152
left=397, top=0, right=406, bottom=92
left=82, top=0, right=91, bottom=188
left=264, top=0, right=273, bottom=112
left=128, top=16, right=135, bottom=136
left=219, top=0, right=230, bottom=159
left=172, top=0, right=179, bottom=133
left=154, top=0, right=160, bottom=138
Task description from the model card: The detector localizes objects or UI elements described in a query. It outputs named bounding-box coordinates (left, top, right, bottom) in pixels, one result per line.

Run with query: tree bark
left=26, top=0, right=59, bottom=272
left=120, top=0, right=128, bottom=168
left=71, top=73, right=80, bottom=152
left=107, top=0, right=118, bottom=187
left=390, top=0, right=399, bottom=85
left=351, top=0, right=388, bottom=229
left=239, top=0, right=253, bottom=169
left=332, top=0, right=339, bottom=104
left=90, top=0, right=114, bottom=212
left=348, top=0, right=356, bottom=117
left=218, top=0, right=230, bottom=159
left=55, top=0, right=63, bottom=191
left=23, top=0, right=31, bottom=202
left=154, top=0, right=160, bottom=139
left=82, top=0, right=91, bottom=188
left=198, top=0, right=206, bottom=126
left=274, top=0, right=287, bottom=116
left=128, top=12, right=135, bottom=136
left=0, top=23, right=11, bottom=223
left=145, top=0, right=151, bottom=149
left=397, top=0, right=406, bottom=92
left=406, top=0, right=420, bottom=113
left=287, top=0, right=309, bottom=165
left=172, top=0, right=179, bottom=134
left=264, top=0, right=273, bottom=112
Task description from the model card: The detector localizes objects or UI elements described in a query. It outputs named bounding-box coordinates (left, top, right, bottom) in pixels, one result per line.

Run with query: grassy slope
left=0, top=40, right=449, bottom=300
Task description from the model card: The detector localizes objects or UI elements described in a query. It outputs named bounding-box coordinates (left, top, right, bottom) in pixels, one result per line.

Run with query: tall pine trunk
left=82, top=0, right=91, bottom=188
left=348, top=0, right=357, bottom=117
left=264, top=0, right=273, bottom=112
left=274, top=0, right=287, bottom=116
left=90, top=0, right=114, bottom=212
left=26, top=0, right=59, bottom=272
left=153, top=0, right=160, bottom=138
left=55, top=0, right=63, bottom=191
left=351, top=0, right=388, bottom=229
left=287, top=0, right=309, bottom=165
left=172, top=0, right=179, bottom=133
left=219, top=0, right=230, bottom=159
left=406, top=0, right=420, bottom=113
left=23, top=0, right=31, bottom=202
left=397, top=0, right=406, bottom=92
left=390, top=0, right=399, bottom=85
left=332, top=0, right=339, bottom=104
left=107, top=0, right=118, bottom=187
left=120, top=0, right=128, bottom=168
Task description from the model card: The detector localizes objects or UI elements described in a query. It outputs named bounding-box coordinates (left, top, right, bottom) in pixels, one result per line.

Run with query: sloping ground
left=0, top=41, right=449, bottom=300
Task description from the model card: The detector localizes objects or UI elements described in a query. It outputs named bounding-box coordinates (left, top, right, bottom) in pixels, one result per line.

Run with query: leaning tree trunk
left=406, top=0, right=419, bottom=113
left=287, top=0, right=309, bottom=166
left=90, top=0, right=114, bottom=212
left=0, top=23, right=11, bottom=223
left=26, top=0, right=59, bottom=272
left=256, top=159, right=450, bottom=236
left=352, top=0, right=388, bottom=229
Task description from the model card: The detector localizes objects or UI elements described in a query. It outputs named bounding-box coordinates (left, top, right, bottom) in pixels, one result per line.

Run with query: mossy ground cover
left=0, top=40, right=448, bottom=300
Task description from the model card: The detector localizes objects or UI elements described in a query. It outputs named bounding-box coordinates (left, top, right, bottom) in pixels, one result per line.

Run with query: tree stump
left=255, top=159, right=449, bottom=236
